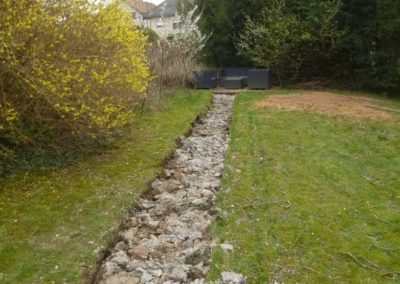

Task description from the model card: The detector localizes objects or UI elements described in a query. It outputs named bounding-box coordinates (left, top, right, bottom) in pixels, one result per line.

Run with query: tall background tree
left=195, top=0, right=267, bottom=67
left=335, top=0, right=400, bottom=94
left=237, top=0, right=343, bottom=85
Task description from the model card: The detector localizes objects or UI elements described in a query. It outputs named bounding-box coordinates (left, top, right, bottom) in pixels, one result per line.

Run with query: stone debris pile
left=98, top=95, right=246, bottom=284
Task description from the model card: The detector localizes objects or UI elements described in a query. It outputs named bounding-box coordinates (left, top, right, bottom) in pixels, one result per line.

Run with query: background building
left=123, top=0, right=156, bottom=28
left=143, top=0, right=180, bottom=38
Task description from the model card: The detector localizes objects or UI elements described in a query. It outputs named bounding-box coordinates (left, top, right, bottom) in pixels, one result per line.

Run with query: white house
left=143, top=0, right=181, bottom=38
left=122, top=0, right=156, bottom=28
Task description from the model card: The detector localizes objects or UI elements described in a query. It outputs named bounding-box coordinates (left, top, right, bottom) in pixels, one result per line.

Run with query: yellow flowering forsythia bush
left=0, top=0, right=150, bottom=168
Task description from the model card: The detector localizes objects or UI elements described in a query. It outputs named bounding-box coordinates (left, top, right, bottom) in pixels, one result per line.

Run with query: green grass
left=208, top=90, right=400, bottom=283
left=0, top=89, right=211, bottom=283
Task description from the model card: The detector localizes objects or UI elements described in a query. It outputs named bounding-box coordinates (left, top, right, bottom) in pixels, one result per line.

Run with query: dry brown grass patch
left=254, top=92, right=396, bottom=121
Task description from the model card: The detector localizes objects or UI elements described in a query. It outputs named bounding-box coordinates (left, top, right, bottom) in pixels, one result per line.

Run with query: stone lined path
left=98, top=94, right=246, bottom=284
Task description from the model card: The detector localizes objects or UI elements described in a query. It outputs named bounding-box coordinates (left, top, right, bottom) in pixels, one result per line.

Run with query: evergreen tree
left=195, top=0, right=266, bottom=66
left=336, top=0, right=400, bottom=93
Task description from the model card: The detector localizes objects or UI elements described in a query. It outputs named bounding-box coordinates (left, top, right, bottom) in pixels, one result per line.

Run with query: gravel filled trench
left=98, top=94, right=246, bottom=284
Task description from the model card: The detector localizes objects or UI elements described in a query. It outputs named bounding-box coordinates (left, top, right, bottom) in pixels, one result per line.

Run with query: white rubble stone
left=151, top=269, right=163, bottom=277
left=111, top=251, right=129, bottom=268
left=169, top=265, right=188, bottom=282
left=201, top=189, right=214, bottom=198
left=140, top=271, right=153, bottom=283
left=220, top=243, right=234, bottom=252
left=103, top=261, right=120, bottom=278
left=221, top=272, right=247, bottom=284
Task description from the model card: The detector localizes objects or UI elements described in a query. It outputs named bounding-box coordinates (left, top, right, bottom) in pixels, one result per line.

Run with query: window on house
left=132, top=12, right=138, bottom=20
left=156, top=18, right=165, bottom=28
left=173, top=20, right=183, bottom=30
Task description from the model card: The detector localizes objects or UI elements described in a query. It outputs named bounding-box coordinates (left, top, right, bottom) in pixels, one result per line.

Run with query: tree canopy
left=196, top=0, right=400, bottom=94
left=196, top=0, right=267, bottom=67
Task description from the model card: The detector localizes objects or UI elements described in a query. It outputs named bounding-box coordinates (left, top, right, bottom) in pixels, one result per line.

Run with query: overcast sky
left=145, top=0, right=164, bottom=5
left=102, top=0, right=164, bottom=6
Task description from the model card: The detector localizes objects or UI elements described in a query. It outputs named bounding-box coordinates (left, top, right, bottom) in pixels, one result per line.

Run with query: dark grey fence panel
left=248, top=69, right=271, bottom=89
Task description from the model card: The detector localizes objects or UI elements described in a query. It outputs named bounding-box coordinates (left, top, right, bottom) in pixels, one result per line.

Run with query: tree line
left=195, top=0, right=400, bottom=95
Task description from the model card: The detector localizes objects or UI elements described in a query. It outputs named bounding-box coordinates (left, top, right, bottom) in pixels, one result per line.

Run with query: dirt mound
left=255, top=92, right=395, bottom=121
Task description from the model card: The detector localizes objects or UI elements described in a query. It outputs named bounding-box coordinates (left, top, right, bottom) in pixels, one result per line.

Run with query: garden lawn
left=209, top=90, right=400, bottom=283
left=0, top=89, right=211, bottom=283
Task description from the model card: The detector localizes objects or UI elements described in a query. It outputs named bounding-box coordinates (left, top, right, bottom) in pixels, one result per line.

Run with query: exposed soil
left=254, top=92, right=395, bottom=121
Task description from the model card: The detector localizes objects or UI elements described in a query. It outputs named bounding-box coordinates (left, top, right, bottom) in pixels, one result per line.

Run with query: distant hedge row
left=0, top=0, right=150, bottom=171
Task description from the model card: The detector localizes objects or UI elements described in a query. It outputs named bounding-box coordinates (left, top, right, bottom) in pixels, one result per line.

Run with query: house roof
left=126, top=0, right=156, bottom=14
left=144, top=0, right=178, bottom=19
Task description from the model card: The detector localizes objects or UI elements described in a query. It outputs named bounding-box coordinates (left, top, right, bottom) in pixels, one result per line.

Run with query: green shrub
left=143, top=28, right=159, bottom=43
left=237, top=0, right=343, bottom=85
